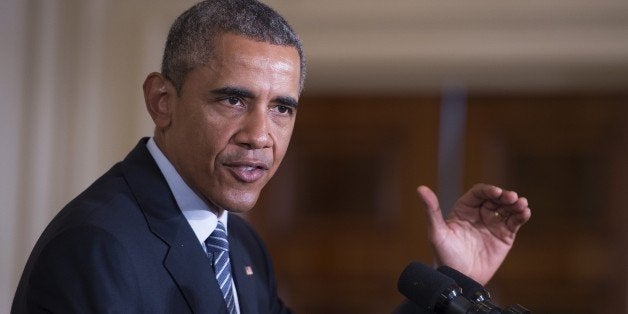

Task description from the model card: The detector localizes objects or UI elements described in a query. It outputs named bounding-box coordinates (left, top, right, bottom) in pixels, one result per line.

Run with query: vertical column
left=0, top=1, right=29, bottom=312
left=14, top=0, right=61, bottom=281
left=437, top=84, right=467, bottom=213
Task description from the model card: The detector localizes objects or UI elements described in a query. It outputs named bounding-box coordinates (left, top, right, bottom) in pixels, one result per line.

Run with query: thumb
left=417, top=185, right=447, bottom=233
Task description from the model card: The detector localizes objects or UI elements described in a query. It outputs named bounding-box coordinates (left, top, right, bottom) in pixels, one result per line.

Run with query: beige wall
left=1, top=0, right=627, bottom=312
left=0, top=1, right=196, bottom=310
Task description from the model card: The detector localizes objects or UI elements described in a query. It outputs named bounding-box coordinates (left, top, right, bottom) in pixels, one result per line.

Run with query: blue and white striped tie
left=205, top=221, right=237, bottom=314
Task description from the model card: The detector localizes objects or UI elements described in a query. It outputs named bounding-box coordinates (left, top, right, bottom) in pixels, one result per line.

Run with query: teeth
left=243, top=166, right=255, bottom=171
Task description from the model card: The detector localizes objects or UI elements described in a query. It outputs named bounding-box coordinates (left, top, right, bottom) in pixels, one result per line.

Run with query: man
left=12, top=0, right=531, bottom=313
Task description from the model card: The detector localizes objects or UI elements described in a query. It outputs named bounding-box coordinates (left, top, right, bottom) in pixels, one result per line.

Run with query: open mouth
left=224, top=162, right=269, bottom=183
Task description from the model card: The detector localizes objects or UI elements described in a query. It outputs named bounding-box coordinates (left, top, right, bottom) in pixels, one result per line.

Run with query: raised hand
left=418, top=183, right=531, bottom=285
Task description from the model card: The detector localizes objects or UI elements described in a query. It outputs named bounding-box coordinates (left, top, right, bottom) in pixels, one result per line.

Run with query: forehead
left=199, top=34, right=301, bottom=97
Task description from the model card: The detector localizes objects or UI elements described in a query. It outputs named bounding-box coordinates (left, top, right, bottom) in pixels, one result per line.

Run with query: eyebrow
left=210, top=86, right=255, bottom=99
left=275, top=95, right=299, bottom=108
left=210, top=86, right=299, bottom=108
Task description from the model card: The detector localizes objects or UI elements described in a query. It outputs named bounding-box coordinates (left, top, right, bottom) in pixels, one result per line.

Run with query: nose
left=234, top=107, right=273, bottom=149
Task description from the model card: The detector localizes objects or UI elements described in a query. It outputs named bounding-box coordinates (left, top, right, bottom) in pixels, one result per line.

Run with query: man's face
left=157, top=34, right=301, bottom=213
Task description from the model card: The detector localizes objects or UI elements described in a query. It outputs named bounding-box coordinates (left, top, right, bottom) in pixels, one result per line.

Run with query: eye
left=277, top=105, right=291, bottom=114
left=273, top=104, right=295, bottom=116
left=226, top=97, right=241, bottom=106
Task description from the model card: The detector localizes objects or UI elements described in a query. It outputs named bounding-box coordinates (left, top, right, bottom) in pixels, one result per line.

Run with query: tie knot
left=206, top=221, right=229, bottom=253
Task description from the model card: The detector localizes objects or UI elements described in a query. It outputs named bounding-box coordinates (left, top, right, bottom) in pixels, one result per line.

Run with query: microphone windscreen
left=398, top=262, right=457, bottom=310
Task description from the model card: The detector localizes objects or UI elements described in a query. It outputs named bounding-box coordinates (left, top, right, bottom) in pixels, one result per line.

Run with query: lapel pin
left=245, top=266, right=254, bottom=276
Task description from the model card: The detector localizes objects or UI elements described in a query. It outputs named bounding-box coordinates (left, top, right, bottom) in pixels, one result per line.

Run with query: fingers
left=493, top=195, right=528, bottom=215
left=420, top=183, right=532, bottom=235
left=497, top=189, right=520, bottom=205
left=468, top=183, right=523, bottom=208
left=504, top=197, right=532, bottom=232
left=465, top=183, right=503, bottom=207
left=465, top=183, right=531, bottom=233
left=488, top=195, right=532, bottom=234
left=416, top=185, right=447, bottom=232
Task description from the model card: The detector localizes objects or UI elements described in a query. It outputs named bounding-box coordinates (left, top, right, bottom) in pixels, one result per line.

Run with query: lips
left=224, top=160, right=271, bottom=183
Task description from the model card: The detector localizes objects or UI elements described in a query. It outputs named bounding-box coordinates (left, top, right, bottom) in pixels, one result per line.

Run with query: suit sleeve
left=24, top=225, right=141, bottom=313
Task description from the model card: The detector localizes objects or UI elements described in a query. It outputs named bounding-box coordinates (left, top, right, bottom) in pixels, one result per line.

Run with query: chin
left=218, top=191, right=260, bottom=213
left=222, top=203, right=256, bottom=214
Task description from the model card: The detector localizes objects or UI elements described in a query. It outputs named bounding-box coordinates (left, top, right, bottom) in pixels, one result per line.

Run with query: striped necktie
left=205, top=221, right=237, bottom=314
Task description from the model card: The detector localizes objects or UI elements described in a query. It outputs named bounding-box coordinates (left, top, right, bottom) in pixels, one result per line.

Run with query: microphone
left=437, top=266, right=501, bottom=312
left=398, top=261, right=478, bottom=313
left=437, top=265, right=530, bottom=314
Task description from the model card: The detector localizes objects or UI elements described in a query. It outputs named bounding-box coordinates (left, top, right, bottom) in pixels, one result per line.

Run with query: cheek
left=196, top=113, right=233, bottom=150
left=195, top=131, right=227, bottom=166
left=178, top=122, right=225, bottom=174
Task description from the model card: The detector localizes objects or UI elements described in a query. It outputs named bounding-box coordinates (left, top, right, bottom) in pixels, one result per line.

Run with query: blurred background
left=1, top=0, right=627, bottom=313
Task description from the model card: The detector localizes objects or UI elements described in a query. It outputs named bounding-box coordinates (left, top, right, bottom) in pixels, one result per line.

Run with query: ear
left=143, top=72, right=176, bottom=129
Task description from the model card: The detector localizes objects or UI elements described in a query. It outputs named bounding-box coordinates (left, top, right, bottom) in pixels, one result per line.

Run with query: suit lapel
left=121, top=138, right=227, bottom=313
left=229, top=231, right=259, bottom=313
left=160, top=220, right=227, bottom=313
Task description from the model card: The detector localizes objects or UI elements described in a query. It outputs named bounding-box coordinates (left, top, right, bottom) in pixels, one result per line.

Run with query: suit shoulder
left=13, top=225, right=142, bottom=313
left=49, top=163, right=142, bottom=229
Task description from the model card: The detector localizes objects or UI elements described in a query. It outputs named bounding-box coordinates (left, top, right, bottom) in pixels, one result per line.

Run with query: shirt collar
left=146, top=137, right=228, bottom=245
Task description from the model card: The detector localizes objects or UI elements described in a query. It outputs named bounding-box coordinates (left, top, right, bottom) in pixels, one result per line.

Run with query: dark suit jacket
left=12, top=138, right=290, bottom=314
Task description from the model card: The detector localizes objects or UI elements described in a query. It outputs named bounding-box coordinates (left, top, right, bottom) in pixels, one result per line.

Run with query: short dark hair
left=162, top=0, right=306, bottom=93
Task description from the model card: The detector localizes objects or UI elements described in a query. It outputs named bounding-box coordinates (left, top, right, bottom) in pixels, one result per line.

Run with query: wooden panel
left=243, top=92, right=628, bottom=313
left=247, top=95, right=440, bottom=313
left=465, top=95, right=628, bottom=313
